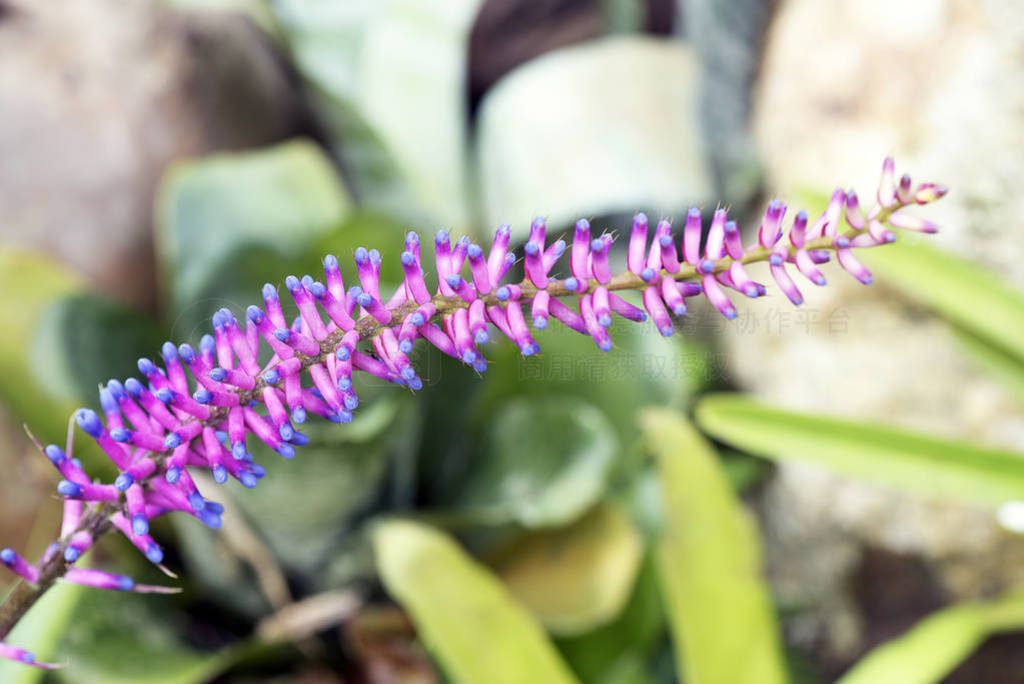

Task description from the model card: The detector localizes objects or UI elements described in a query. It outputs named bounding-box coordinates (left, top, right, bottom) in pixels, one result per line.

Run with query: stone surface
left=744, top=0, right=1024, bottom=661
left=0, top=0, right=307, bottom=309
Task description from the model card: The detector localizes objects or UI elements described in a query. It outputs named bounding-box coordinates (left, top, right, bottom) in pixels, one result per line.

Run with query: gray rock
left=0, top=0, right=307, bottom=308
left=743, top=0, right=1024, bottom=659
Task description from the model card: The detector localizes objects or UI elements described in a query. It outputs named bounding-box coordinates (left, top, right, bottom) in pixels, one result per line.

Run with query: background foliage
left=1, top=1, right=1023, bottom=682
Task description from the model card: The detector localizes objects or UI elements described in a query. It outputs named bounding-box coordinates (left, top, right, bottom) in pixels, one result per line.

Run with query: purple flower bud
left=580, top=294, right=613, bottom=351
left=571, top=219, right=591, bottom=281
left=470, top=299, right=490, bottom=343
left=608, top=293, right=647, bottom=323
left=628, top=213, right=649, bottom=274
left=727, top=261, right=761, bottom=298
left=758, top=200, right=786, bottom=249
left=592, top=286, right=612, bottom=327
left=643, top=287, right=674, bottom=337
left=1, top=547, right=38, bottom=583
left=548, top=298, right=587, bottom=334
left=914, top=183, right=948, bottom=204
left=723, top=220, right=744, bottom=260
left=888, top=212, right=939, bottom=233
left=590, top=236, right=612, bottom=283
left=770, top=245, right=803, bottom=305
left=877, top=156, right=897, bottom=207
left=486, top=224, right=511, bottom=283
left=789, top=210, right=809, bottom=248
left=660, top=279, right=687, bottom=316
left=445, top=274, right=477, bottom=303
left=837, top=246, right=874, bottom=285
left=683, top=208, right=702, bottom=265
left=794, top=249, right=827, bottom=286
left=896, top=173, right=913, bottom=204
left=702, top=274, right=737, bottom=320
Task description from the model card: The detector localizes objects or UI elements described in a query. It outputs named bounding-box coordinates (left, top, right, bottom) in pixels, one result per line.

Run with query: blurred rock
left=468, top=0, right=675, bottom=113
left=0, top=0, right=309, bottom=309
left=741, top=0, right=1024, bottom=663
left=678, top=0, right=774, bottom=208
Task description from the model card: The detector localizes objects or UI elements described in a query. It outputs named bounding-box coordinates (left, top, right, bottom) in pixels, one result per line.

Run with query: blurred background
left=1, top=0, right=1023, bottom=682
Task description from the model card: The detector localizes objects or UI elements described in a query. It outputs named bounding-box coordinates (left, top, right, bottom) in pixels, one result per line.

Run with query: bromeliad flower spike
left=0, top=157, right=946, bottom=668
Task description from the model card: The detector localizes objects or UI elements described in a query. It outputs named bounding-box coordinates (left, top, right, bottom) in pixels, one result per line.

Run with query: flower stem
left=0, top=205, right=891, bottom=641
left=0, top=506, right=114, bottom=640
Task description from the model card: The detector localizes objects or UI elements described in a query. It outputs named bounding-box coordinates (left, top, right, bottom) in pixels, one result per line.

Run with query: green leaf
left=0, top=581, right=83, bottom=684
left=31, top=294, right=166, bottom=405
left=373, top=520, right=578, bottom=684
left=861, top=239, right=1024, bottom=367
left=476, top=36, right=712, bottom=238
left=556, top=552, right=667, bottom=683
left=695, top=394, right=1024, bottom=506
left=490, top=504, right=644, bottom=635
left=477, top=320, right=702, bottom=450
left=272, top=0, right=481, bottom=232
left=952, top=326, right=1024, bottom=409
left=837, top=592, right=1024, bottom=684
left=51, top=588, right=238, bottom=684
left=155, top=139, right=352, bottom=335
left=226, top=397, right=413, bottom=570
left=0, top=249, right=83, bottom=439
left=459, top=396, right=618, bottom=528
left=642, top=408, right=786, bottom=684
left=417, top=318, right=703, bottom=524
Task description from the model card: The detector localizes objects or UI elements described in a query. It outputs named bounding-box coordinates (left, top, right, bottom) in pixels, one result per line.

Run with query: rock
left=743, top=0, right=1024, bottom=661
left=0, top=0, right=308, bottom=309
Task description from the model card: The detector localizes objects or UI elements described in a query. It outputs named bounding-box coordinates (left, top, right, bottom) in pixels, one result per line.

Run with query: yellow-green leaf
left=491, top=503, right=644, bottom=636
left=862, top=239, right=1024, bottom=366
left=695, top=394, right=1024, bottom=506
left=0, top=581, right=83, bottom=684
left=641, top=408, right=785, bottom=684
left=838, top=592, right=1024, bottom=684
left=952, top=327, right=1024, bottom=409
left=0, top=249, right=84, bottom=439
left=373, top=520, right=578, bottom=684
left=155, top=138, right=351, bottom=334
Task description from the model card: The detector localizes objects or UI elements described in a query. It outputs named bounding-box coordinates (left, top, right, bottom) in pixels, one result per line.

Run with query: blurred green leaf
left=230, top=396, right=414, bottom=571
left=837, top=592, right=1024, bottom=684
left=52, top=588, right=237, bottom=684
left=600, top=0, right=645, bottom=33
left=952, top=326, right=1024, bottom=409
left=490, top=503, right=643, bottom=636
left=310, top=208, right=411, bottom=289
left=272, top=0, right=480, bottom=232
left=175, top=396, right=414, bottom=616
left=419, top=321, right=702, bottom=521
left=0, top=249, right=83, bottom=440
left=642, top=408, right=786, bottom=684
left=556, top=552, right=667, bottom=683
left=155, top=139, right=352, bottom=336
left=861, top=239, right=1024, bottom=367
left=0, top=581, right=83, bottom=684
left=31, top=294, right=166, bottom=404
left=476, top=36, right=712, bottom=238
left=622, top=452, right=767, bottom=541
left=459, top=396, right=618, bottom=528
left=373, top=520, right=578, bottom=684
left=477, top=321, right=701, bottom=451
left=695, top=394, right=1024, bottom=506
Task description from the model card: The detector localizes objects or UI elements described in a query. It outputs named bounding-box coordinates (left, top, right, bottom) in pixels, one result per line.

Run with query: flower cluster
left=0, top=158, right=946, bottom=668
